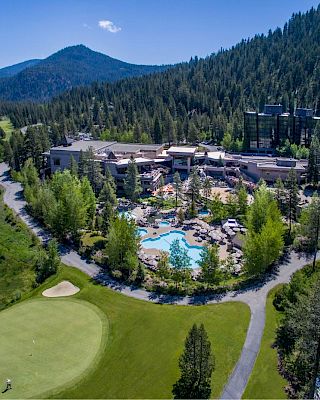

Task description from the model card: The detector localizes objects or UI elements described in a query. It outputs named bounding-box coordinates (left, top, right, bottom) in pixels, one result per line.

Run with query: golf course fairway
left=0, top=298, right=106, bottom=398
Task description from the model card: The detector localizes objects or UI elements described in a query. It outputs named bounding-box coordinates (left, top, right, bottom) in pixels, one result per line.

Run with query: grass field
left=0, top=298, right=106, bottom=399
left=243, top=286, right=287, bottom=399
left=6, top=266, right=250, bottom=399
left=0, top=189, right=38, bottom=310
left=0, top=117, right=14, bottom=141
left=0, top=187, right=251, bottom=399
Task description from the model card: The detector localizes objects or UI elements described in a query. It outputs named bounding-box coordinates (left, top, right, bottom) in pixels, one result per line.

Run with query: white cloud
left=98, top=20, right=121, bottom=33
left=82, top=23, right=92, bottom=29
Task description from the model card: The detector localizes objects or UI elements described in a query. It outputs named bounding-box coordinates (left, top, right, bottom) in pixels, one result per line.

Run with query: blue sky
left=0, top=0, right=319, bottom=68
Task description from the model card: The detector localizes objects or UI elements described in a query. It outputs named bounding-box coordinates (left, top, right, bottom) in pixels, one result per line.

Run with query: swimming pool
left=198, top=210, right=210, bottom=216
left=137, top=228, right=148, bottom=237
left=158, top=221, right=170, bottom=227
left=141, top=230, right=203, bottom=269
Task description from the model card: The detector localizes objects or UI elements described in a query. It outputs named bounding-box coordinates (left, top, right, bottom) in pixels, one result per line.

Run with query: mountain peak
left=0, top=45, right=169, bottom=101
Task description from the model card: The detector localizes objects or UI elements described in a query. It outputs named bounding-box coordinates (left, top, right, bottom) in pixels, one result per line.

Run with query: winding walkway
left=0, top=162, right=313, bottom=399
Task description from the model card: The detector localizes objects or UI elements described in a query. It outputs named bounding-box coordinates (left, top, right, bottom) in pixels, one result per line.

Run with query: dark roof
left=50, top=140, right=163, bottom=153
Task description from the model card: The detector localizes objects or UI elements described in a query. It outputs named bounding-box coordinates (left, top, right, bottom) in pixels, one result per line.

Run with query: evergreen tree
left=285, top=168, right=299, bottom=234
left=78, top=149, right=87, bottom=179
left=153, top=116, right=162, bottom=144
left=172, top=324, right=214, bottom=399
left=100, top=202, right=113, bottom=235
left=189, top=167, right=201, bottom=203
left=307, top=136, right=320, bottom=186
left=276, top=278, right=320, bottom=398
left=173, top=171, right=182, bottom=209
left=299, top=194, right=320, bottom=270
left=164, top=109, right=176, bottom=144
left=274, top=177, right=286, bottom=214
left=202, top=176, right=212, bottom=205
left=158, top=175, right=165, bottom=201
left=124, top=158, right=142, bottom=202
left=81, top=176, right=96, bottom=228
left=99, top=180, right=117, bottom=207
left=3, top=141, right=14, bottom=167
left=85, top=147, right=104, bottom=194
left=69, top=155, right=78, bottom=177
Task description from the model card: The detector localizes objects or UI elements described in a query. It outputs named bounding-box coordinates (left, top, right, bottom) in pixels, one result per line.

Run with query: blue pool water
left=141, top=230, right=203, bottom=269
left=159, top=221, right=170, bottom=227
left=198, top=210, right=210, bottom=216
left=137, top=228, right=148, bottom=237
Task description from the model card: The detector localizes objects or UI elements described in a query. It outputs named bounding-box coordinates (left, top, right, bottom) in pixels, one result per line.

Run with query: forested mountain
left=0, top=45, right=168, bottom=101
left=1, top=6, right=320, bottom=146
left=0, top=59, right=41, bottom=78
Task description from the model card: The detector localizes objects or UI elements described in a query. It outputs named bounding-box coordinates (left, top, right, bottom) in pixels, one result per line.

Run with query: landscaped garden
left=0, top=186, right=251, bottom=398
left=10, top=148, right=304, bottom=298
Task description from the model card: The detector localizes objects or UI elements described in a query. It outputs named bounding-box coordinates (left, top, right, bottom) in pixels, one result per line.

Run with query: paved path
left=0, top=162, right=313, bottom=399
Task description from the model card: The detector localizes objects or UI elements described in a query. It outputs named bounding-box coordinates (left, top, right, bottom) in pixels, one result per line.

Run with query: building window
left=53, top=158, right=61, bottom=166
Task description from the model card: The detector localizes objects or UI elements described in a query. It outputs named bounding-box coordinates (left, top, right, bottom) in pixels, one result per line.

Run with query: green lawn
left=0, top=298, right=106, bottom=399
left=0, top=117, right=14, bottom=141
left=243, top=286, right=287, bottom=399
left=14, top=266, right=250, bottom=399
left=0, top=189, right=38, bottom=310
left=0, top=186, right=251, bottom=399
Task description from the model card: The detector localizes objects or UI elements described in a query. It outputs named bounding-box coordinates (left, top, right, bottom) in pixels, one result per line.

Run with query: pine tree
left=78, top=150, right=87, bottom=178
left=173, top=171, right=182, bottom=209
left=274, top=177, right=286, bottom=214
left=276, top=278, right=320, bottom=398
left=172, top=324, right=214, bottom=399
left=285, top=168, right=299, bottom=234
left=124, top=158, right=142, bottom=202
left=307, top=136, right=320, bottom=186
left=101, top=202, right=114, bottom=235
left=202, top=176, right=212, bottom=205
left=153, top=116, right=162, bottom=144
left=189, top=167, right=201, bottom=202
left=69, top=155, right=78, bottom=177
left=99, top=180, right=117, bottom=207
left=86, top=147, right=104, bottom=195
left=299, top=194, right=320, bottom=270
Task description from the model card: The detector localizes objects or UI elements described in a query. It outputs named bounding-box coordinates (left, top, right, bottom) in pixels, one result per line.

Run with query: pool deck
left=139, top=225, right=229, bottom=260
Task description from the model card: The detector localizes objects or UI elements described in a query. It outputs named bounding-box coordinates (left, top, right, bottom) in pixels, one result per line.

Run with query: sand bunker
left=42, top=281, right=80, bottom=297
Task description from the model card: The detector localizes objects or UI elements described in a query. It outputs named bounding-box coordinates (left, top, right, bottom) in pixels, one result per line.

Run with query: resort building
left=167, top=146, right=197, bottom=174
left=48, top=140, right=166, bottom=193
left=46, top=138, right=308, bottom=190
left=244, top=104, right=319, bottom=152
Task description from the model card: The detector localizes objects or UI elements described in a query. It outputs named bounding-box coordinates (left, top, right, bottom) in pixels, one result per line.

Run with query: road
left=0, top=162, right=312, bottom=399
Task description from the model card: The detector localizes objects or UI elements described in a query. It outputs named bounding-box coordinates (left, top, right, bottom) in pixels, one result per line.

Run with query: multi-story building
left=46, top=139, right=308, bottom=189
left=47, top=140, right=166, bottom=193
left=244, top=105, right=318, bottom=152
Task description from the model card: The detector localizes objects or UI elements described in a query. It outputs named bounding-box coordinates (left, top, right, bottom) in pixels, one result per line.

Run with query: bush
left=111, top=270, right=123, bottom=280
